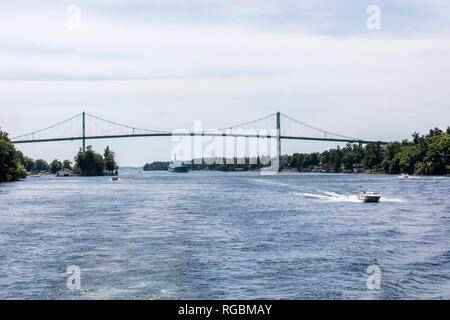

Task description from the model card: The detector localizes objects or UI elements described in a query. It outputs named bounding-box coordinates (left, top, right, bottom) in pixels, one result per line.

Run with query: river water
left=0, top=171, right=449, bottom=299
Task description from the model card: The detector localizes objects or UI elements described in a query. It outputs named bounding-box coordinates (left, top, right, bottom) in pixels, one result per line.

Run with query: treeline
left=143, top=127, right=449, bottom=175
left=143, top=157, right=273, bottom=172
left=19, top=155, right=74, bottom=173
left=15, top=145, right=119, bottom=176
left=282, top=127, right=450, bottom=175
left=0, top=129, right=27, bottom=182
left=189, top=157, right=270, bottom=171
left=143, top=161, right=169, bottom=171
left=73, top=145, right=119, bottom=176
left=382, top=128, right=449, bottom=175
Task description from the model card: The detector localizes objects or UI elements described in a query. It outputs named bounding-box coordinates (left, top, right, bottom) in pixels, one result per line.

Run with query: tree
left=384, top=142, right=402, bottom=161
left=23, top=156, right=36, bottom=172
left=397, top=146, right=416, bottom=174
left=49, top=159, right=63, bottom=173
left=381, top=141, right=402, bottom=173
left=0, top=129, right=27, bottom=182
left=428, top=127, right=443, bottom=137
left=329, top=147, right=342, bottom=172
left=74, top=146, right=105, bottom=176
left=143, top=161, right=169, bottom=171
left=389, top=156, right=401, bottom=174
left=103, top=146, right=118, bottom=173
left=35, top=159, right=49, bottom=172
left=16, top=150, right=25, bottom=165
left=363, top=142, right=383, bottom=169
left=412, top=132, right=420, bottom=144
left=423, top=135, right=449, bottom=175
left=341, top=152, right=356, bottom=169
left=62, top=160, right=73, bottom=170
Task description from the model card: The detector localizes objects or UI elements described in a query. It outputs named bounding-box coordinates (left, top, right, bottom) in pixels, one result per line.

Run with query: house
left=353, top=163, right=364, bottom=173
left=56, top=168, right=74, bottom=177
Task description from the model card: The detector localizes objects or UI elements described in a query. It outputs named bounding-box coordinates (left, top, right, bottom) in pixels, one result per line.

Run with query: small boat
left=358, top=191, right=381, bottom=203
left=168, top=155, right=189, bottom=173
left=112, top=175, right=119, bottom=181
left=401, top=173, right=410, bottom=178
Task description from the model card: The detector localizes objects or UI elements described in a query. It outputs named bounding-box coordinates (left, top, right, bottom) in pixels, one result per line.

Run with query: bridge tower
left=82, top=111, right=86, bottom=151
left=276, top=111, right=281, bottom=169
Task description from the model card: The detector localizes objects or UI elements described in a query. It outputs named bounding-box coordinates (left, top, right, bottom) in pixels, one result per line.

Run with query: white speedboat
left=401, top=173, right=410, bottom=178
left=358, top=191, right=381, bottom=203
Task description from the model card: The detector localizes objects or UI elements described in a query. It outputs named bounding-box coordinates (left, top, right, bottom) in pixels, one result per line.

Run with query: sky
left=1, top=0, right=449, bottom=166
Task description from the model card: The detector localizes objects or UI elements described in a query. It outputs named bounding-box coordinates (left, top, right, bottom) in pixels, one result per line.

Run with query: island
left=143, top=127, right=450, bottom=175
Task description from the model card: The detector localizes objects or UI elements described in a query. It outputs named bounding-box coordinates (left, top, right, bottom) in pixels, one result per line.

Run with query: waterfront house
left=56, top=168, right=74, bottom=177
left=353, top=163, right=364, bottom=173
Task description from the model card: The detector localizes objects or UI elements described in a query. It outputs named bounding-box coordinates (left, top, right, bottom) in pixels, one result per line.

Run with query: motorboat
left=401, top=173, right=410, bottom=178
left=112, top=175, right=119, bottom=181
left=358, top=191, right=381, bottom=203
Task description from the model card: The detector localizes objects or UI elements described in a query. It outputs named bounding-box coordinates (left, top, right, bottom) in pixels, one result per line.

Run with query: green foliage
left=35, top=159, right=49, bottom=172
left=280, top=128, right=449, bottom=175
left=143, top=161, right=169, bottom=171
left=22, top=156, right=36, bottom=172
left=362, top=142, right=383, bottom=169
left=396, top=146, right=417, bottom=174
left=0, top=129, right=27, bottom=182
left=384, top=141, right=402, bottom=161
left=74, top=146, right=105, bottom=176
left=143, top=157, right=268, bottom=172
left=49, top=159, right=63, bottom=173
left=62, top=160, right=72, bottom=170
left=103, top=146, right=118, bottom=173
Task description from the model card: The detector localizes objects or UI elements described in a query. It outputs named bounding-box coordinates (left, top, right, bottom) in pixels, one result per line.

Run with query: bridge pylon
left=82, top=111, right=86, bottom=151
left=276, top=111, right=281, bottom=170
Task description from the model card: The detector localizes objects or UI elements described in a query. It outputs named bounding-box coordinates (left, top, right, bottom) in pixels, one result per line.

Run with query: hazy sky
left=1, top=0, right=449, bottom=166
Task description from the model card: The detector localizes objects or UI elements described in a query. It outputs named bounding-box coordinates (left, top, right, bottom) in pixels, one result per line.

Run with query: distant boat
left=358, top=191, right=381, bottom=203
left=168, top=160, right=189, bottom=173
left=168, top=155, right=189, bottom=173
left=168, top=161, right=189, bottom=173
left=112, top=175, right=119, bottom=181
left=401, top=173, right=410, bottom=178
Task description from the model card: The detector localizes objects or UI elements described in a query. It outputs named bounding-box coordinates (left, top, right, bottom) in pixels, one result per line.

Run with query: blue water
left=0, top=171, right=449, bottom=299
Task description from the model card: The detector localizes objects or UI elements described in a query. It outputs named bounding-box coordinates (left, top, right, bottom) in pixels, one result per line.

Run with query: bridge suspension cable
left=10, top=110, right=384, bottom=146
left=11, top=113, right=83, bottom=141
left=84, top=113, right=170, bottom=135
left=280, top=113, right=357, bottom=141
left=211, top=113, right=277, bottom=132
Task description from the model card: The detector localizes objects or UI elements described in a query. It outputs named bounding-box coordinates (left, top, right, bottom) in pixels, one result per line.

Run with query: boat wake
left=380, top=197, right=404, bottom=202
left=290, top=191, right=360, bottom=203
left=254, top=178, right=405, bottom=203
left=290, top=191, right=405, bottom=203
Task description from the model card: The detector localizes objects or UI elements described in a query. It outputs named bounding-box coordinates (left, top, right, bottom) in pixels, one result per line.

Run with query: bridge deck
left=11, top=133, right=388, bottom=145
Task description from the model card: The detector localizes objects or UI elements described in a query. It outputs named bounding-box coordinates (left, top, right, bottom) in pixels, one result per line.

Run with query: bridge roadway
left=11, top=132, right=388, bottom=145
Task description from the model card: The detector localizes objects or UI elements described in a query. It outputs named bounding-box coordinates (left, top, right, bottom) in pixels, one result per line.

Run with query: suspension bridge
left=10, top=112, right=388, bottom=158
